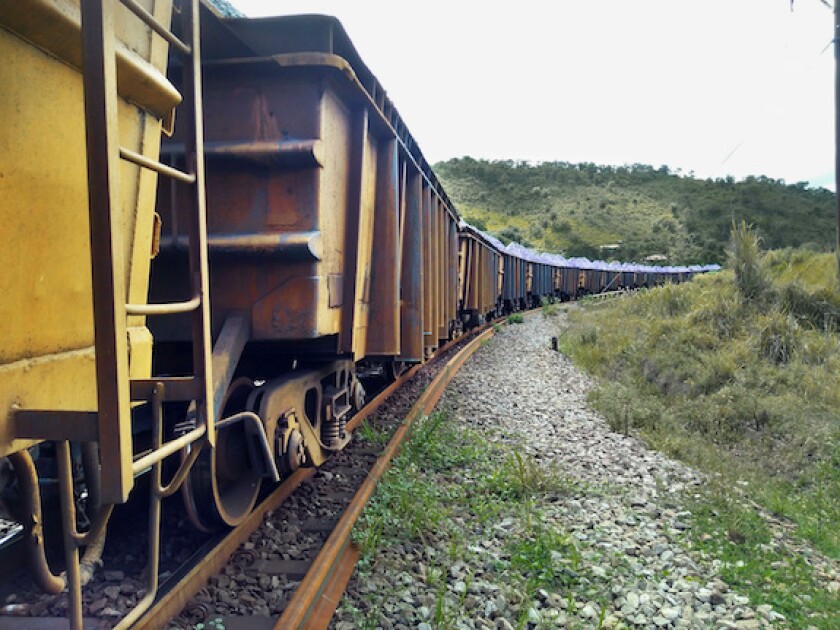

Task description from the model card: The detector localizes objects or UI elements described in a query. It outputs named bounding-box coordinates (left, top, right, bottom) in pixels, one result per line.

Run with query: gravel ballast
left=333, top=312, right=836, bottom=629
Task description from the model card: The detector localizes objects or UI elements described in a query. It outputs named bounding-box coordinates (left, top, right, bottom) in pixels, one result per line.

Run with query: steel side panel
left=365, top=138, right=400, bottom=356
left=398, top=170, right=423, bottom=362
left=154, top=73, right=359, bottom=344
left=351, top=130, right=378, bottom=356
left=462, top=238, right=473, bottom=310
left=434, top=204, right=449, bottom=340
left=338, top=107, right=368, bottom=355
left=459, top=237, right=466, bottom=308
left=422, top=186, right=435, bottom=350
left=448, top=221, right=458, bottom=327
left=0, top=4, right=169, bottom=462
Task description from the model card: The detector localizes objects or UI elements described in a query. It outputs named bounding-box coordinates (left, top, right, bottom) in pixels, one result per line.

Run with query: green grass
left=687, top=483, right=840, bottom=628
left=349, top=412, right=600, bottom=628
left=355, top=418, right=390, bottom=448
left=508, top=313, right=525, bottom=324
left=506, top=525, right=582, bottom=591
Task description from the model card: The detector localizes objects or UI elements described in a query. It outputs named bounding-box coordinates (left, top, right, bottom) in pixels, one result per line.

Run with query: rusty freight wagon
left=150, top=8, right=462, bottom=530
left=458, top=222, right=503, bottom=328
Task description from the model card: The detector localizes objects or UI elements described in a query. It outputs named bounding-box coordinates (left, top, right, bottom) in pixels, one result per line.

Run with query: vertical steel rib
left=180, top=0, right=216, bottom=444
left=81, top=0, right=134, bottom=506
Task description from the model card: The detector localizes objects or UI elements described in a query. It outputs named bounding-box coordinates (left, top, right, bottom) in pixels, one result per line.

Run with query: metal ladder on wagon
left=72, top=1, right=211, bottom=627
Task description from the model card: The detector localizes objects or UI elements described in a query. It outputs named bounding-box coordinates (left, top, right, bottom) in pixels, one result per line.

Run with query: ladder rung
left=126, top=293, right=201, bottom=316
left=119, top=146, right=195, bottom=183
left=118, top=0, right=192, bottom=56
left=132, top=424, right=205, bottom=475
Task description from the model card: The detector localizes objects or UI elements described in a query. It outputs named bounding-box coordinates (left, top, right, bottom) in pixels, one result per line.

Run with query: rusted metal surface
left=79, top=0, right=133, bottom=506
left=305, top=542, right=361, bottom=628
left=160, top=231, right=323, bottom=261
left=367, top=138, right=401, bottom=356
left=118, top=0, right=191, bottom=55
left=164, top=139, right=325, bottom=167
left=277, top=326, right=496, bottom=629
left=176, top=0, right=216, bottom=446
left=458, top=226, right=503, bottom=326
left=7, top=451, right=64, bottom=595
left=3, top=2, right=214, bottom=626
left=399, top=170, right=425, bottom=362
left=154, top=12, right=462, bottom=359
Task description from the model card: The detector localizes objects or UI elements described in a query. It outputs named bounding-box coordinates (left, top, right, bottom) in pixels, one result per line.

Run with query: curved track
left=130, top=323, right=498, bottom=629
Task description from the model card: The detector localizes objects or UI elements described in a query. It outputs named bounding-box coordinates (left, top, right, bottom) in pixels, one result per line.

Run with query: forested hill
left=434, top=157, right=836, bottom=265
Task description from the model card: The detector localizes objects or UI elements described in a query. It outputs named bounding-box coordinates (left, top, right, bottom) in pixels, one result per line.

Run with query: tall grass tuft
left=756, top=313, right=800, bottom=364
left=727, top=220, right=770, bottom=301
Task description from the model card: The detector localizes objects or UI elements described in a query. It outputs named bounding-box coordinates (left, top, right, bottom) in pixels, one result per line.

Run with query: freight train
left=0, top=1, right=717, bottom=625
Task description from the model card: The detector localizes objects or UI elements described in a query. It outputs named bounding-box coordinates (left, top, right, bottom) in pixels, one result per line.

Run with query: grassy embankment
left=560, top=225, right=840, bottom=627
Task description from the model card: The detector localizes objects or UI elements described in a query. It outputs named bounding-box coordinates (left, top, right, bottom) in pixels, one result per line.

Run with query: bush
left=689, top=279, right=744, bottom=340
left=756, top=313, right=800, bottom=364
left=776, top=282, right=840, bottom=331
left=469, top=216, right=488, bottom=231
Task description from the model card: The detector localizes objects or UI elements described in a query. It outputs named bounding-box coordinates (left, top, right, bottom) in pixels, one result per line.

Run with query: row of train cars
left=460, top=227, right=718, bottom=324
left=0, top=0, right=717, bottom=621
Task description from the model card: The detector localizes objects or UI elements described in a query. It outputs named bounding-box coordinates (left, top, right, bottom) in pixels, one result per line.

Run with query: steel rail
left=134, top=466, right=314, bottom=629
left=131, top=323, right=496, bottom=629
left=277, top=324, right=497, bottom=628
left=130, top=328, right=492, bottom=629
left=0, top=320, right=508, bottom=628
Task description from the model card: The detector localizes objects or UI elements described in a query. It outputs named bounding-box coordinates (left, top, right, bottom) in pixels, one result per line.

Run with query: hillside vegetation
left=435, top=157, right=836, bottom=265
left=559, top=232, right=839, bottom=626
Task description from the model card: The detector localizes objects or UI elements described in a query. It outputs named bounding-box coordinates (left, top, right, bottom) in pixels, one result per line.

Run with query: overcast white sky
left=233, top=0, right=835, bottom=189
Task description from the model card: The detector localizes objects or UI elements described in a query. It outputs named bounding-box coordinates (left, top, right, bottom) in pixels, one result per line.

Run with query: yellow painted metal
left=0, top=0, right=175, bottom=459
left=0, top=0, right=180, bottom=122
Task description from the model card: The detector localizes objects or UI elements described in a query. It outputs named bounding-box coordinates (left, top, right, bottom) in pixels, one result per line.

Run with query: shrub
left=469, top=216, right=488, bottom=231
left=776, top=282, right=840, bottom=331
left=756, top=313, right=800, bottom=364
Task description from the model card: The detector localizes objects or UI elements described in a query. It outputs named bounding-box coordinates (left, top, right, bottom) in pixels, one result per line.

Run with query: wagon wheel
left=182, top=378, right=263, bottom=532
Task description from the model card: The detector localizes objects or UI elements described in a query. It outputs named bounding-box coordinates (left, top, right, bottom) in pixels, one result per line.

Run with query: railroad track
left=0, top=321, right=497, bottom=630
left=138, top=323, right=496, bottom=629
